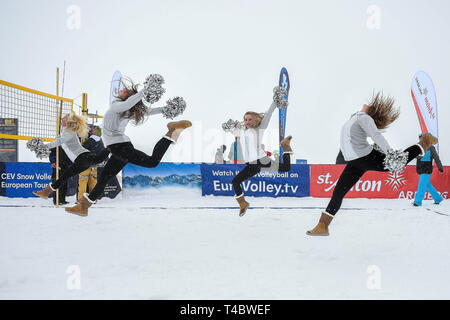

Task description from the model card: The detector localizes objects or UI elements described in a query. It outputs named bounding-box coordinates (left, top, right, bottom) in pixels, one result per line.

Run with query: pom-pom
left=161, top=97, right=186, bottom=119
left=142, top=74, right=166, bottom=105
left=35, top=144, right=50, bottom=159
left=222, top=119, right=243, bottom=133
left=273, top=86, right=289, bottom=109
left=26, top=138, right=50, bottom=159
left=26, top=138, right=42, bottom=152
left=383, top=149, right=408, bottom=173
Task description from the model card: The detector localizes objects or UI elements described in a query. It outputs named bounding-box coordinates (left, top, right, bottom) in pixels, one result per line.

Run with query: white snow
left=1, top=188, right=449, bottom=300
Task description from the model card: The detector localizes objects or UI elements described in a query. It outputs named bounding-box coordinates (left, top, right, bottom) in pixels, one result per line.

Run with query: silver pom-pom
left=142, top=74, right=166, bottom=105
left=35, top=144, right=50, bottom=159
left=222, top=119, right=243, bottom=133
left=273, top=86, right=289, bottom=109
left=26, top=138, right=50, bottom=159
left=162, top=97, right=186, bottom=119
left=26, top=138, right=42, bottom=152
left=383, top=149, right=408, bottom=173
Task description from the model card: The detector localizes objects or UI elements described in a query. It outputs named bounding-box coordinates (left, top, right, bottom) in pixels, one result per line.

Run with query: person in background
left=77, top=125, right=107, bottom=203
left=228, top=137, right=244, bottom=164
left=215, top=145, right=227, bottom=164
left=413, top=134, right=444, bottom=206
left=49, top=147, right=71, bottom=205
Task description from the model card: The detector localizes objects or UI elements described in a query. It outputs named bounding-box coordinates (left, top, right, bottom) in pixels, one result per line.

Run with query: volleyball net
left=0, top=80, right=73, bottom=142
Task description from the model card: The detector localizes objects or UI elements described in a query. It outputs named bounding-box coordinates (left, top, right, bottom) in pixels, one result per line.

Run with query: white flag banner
left=411, top=70, right=439, bottom=152
left=110, top=70, right=123, bottom=105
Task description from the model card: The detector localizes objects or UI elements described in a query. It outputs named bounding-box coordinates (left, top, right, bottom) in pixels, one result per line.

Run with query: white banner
left=411, top=70, right=439, bottom=152
left=110, top=70, right=123, bottom=105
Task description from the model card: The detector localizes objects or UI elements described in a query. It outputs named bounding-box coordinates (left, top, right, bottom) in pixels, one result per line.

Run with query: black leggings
left=232, top=154, right=291, bottom=197
left=51, top=149, right=110, bottom=189
left=325, top=145, right=422, bottom=216
left=87, top=138, right=172, bottom=201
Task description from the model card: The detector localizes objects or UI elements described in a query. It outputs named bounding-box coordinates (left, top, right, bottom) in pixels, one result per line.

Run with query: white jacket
left=102, top=91, right=163, bottom=147
left=46, top=127, right=89, bottom=162
left=237, top=102, right=277, bottom=163
left=340, top=111, right=391, bottom=161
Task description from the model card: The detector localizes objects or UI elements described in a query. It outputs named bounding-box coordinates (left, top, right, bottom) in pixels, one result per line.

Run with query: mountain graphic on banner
left=123, top=174, right=202, bottom=188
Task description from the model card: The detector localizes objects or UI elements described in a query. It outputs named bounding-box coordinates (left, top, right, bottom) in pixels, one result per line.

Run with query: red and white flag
left=411, top=71, right=439, bottom=152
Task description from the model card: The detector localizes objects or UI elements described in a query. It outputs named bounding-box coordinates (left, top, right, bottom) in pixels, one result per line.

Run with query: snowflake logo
left=423, top=87, right=428, bottom=96
left=384, top=171, right=407, bottom=191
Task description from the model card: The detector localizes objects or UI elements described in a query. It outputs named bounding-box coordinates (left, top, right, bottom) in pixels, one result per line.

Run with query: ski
left=278, top=67, right=290, bottom=157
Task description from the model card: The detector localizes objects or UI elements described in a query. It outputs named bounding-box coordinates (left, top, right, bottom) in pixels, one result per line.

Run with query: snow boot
left=418, top=133, right=438, bottom=155
left=306, top=211, right=333, bottom=236
left=165, top=120, right=192, bottom=143
left=33, top=184, right=54, bottom=199
left=236, top=194, right=249, bottom=217
left=280, top=135, right=293, bottom=154
left=65, top=194, right=93, bottom=217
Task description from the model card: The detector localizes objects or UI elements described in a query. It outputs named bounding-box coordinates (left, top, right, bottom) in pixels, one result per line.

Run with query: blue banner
left=122, top=162, right=202, bottom=189
left=1, top=162, right=52, bottom=198
left=201, top=164, right=310, bottom=197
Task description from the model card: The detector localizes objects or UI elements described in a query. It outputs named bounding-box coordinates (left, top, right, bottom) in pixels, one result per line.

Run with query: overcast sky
left=1, top=0, right=449, bottom=164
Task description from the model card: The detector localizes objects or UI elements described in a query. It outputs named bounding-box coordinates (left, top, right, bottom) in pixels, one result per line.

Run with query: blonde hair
left=64, top=113, right=88, bottom=138
left=244, top=111, right=264, bottom=128
left=366, top=92, right=400, bottom=130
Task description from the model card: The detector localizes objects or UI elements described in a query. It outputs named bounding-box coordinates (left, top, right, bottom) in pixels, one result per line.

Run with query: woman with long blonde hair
left=306, top=92, right=438, bottom=236
left=33, top=113, right=110, bottom=201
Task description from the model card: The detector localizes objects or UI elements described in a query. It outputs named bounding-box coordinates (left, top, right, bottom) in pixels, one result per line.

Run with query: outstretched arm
left=110, top=91, right=144, bottom=113
left=45, top=130, right=72, bottom=149
left=147, top=106, right=163, bottom=116
left=360, top=115, right=391, bottom=153
left=259, top=102, right=277, bottom=129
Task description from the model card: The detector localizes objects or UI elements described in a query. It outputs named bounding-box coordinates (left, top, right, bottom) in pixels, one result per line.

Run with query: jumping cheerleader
left=306, top=92, right=438, bottom=236
left=33, top=113, right=110, bottom=201
left=230, top=87, right=292, bottom=217
left=66, top=77, right=191, bottom=216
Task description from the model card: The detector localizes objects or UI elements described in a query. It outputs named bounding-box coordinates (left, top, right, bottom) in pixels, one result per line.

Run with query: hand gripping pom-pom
left=273, top=86, right=289, bottom=109
left=162, top=97, right=186, bottom=119
left=372, top=143, right=385, bottom=154
left=383, top=149, right=408, bottom=173
left=142, top=74, right=166, bottom=105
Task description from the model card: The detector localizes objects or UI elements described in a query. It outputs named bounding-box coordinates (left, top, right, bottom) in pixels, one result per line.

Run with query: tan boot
left=65, top=194, right=93, bottom=217
left=280, top=135, right=293, bottom=154
left=33, top=184, right=54, bottom=199
left=165, top=120, right=192, bottom=143
left=236, top=195, right=250, bottom=217
left=418, top=133, right=438, bottom=154
left=306, top=211, right=334, bottom=236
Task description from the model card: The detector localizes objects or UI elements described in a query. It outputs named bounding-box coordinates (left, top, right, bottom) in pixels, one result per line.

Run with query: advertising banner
left=122, top=162, right=202, bottom=191
left=1, top=162, right=52, bottom=197
left=411, top=71, right=439, bottom=151
left=201, top=164, right=310, bottom=197
left=310, top=164, right=449, bottom=200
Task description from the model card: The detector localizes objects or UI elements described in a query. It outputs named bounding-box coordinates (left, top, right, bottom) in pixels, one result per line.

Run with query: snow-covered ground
left=1, top=188, right=449, bottom=300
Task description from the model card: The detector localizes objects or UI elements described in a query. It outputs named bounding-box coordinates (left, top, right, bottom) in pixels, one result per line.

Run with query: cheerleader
left=66, top=78, right=191, bottom=216
left=33, top=113, right=110, bottom=200
left=230, top=87, right=292, bottom=216
left=306, top=92, right=438, bottom=236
